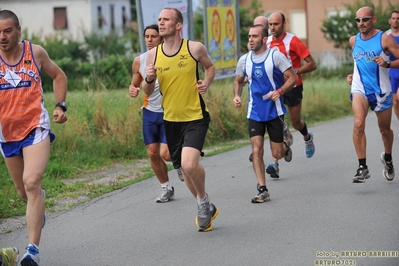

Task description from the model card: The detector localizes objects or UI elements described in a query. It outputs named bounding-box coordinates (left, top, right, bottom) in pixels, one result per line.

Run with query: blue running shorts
left=0, top=128, right=55, bottom=158
left=142, top=107, right=167, bottom=145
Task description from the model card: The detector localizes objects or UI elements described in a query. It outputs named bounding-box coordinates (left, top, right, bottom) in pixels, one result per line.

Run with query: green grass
left=0, top=77, right=352, bottom=219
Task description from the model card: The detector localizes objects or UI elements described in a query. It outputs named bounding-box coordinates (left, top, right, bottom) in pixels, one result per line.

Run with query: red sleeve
left=291, top=36, right=310, bottom=60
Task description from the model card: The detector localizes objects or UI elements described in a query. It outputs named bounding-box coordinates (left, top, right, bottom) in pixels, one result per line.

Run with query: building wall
left=240, top=0, right=392, bottom=51
left=0, top=0, right=92, bottom=40
left=90, top=0, right=131, bottom=37
left=0, top=0, right=130, bottom=41
left=241, top=0, right=308, bottom=44
left=239, top=0, right=393, bottom=68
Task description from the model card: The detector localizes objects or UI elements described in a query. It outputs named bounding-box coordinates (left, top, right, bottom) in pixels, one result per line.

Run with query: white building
left=0, top=0, right=131, bottom=41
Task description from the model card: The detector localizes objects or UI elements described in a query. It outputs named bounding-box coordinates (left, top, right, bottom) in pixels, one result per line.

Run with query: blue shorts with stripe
left=350, top=92, right=392, bottom=112
left=0, top=128, right=55, bottom=158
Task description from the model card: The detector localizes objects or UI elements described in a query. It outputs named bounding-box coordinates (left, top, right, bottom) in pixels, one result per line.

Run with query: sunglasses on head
left=355, top=16, right=373, bottom=23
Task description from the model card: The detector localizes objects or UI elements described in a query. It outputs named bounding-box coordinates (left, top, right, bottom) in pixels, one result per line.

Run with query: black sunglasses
left=355, top=16, right=373, bottom=23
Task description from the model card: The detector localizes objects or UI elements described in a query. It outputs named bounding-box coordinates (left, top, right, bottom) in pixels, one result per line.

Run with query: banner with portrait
left=204, top=0, right=239, bottom=79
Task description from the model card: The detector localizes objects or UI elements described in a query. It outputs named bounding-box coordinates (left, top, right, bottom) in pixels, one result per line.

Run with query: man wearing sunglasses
left=349, top=7, right=399, bottom=183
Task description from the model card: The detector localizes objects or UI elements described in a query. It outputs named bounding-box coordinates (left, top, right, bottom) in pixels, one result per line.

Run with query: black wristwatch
left=386, top=60, right=390, bottom=68
left=55, top=102, right=68, bottom=112
left=145, top=77, right=155, bottom=84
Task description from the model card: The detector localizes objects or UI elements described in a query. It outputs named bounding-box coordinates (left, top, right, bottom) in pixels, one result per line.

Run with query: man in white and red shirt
left=265, top=12, right=317, bottom=179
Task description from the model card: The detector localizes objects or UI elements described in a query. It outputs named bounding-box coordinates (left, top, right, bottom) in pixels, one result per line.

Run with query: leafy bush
left=22, top=27, right=137, bottom=93
left=321, top=0, right=396, bottom=49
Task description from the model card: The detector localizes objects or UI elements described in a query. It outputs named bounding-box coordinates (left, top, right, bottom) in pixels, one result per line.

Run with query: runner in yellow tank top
left=143, top=7, right=218, bottom=232
left=155, top=39, right=208, bottom=122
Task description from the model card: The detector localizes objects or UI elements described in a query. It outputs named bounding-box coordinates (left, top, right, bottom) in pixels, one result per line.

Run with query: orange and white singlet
left=139, top=51, right=163, bottom=113
left=0, top=40, right=50, bottom=142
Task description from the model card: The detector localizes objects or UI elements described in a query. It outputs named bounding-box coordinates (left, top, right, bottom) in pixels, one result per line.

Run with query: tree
left=130, top=0, right=137, bottom=22
left=321, top=0, right=396, bottom=50
left=238, top=0, right=262, bottom=53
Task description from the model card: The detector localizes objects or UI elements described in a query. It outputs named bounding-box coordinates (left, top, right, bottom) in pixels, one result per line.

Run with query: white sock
left=161, top=181, right=172, bottom=190
left=197, top=193, right=209, bottom=205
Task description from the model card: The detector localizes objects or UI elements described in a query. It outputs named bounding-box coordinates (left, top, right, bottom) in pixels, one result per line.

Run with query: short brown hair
left=164, top=7, right=183, bottom=24
left=0, top=10, right=20, bottom=28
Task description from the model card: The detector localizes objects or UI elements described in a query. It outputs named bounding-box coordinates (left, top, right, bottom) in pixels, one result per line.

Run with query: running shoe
left=284, top=141, right=292, bottom=162
left=283, top=123, right=293, bottom=146
left=352, top=165, right=370, bottom=183
left=176, top=168, right=184, bottom=182
left=155, top=187, right=174, bottom=203
left=380, top=152, right=395, bottom=181
left=304, top=131, right=315, bottom=158
left=209, top=203, right=219, bottom=221
left=196, top=202, right=218, bottom=232
left=20, top=244, right=39, bottom=266
left=266, top=163, right=279, bottom=178
left=0, top=247, right=19, bottom=266
left=251, top=184, right=270, bottom=203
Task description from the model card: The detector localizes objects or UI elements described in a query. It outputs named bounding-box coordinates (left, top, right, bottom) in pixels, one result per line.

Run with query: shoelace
left=386, top=162, right=394, bottom=175
left=356, top=167, right=367, bottom=176
left=305, top=141, right=313, bottom=151
left=27, top=245, right=39, bottom=255
left=198, top=203, right=210, bottom=217
left=160, top=187, right=170, bottom=197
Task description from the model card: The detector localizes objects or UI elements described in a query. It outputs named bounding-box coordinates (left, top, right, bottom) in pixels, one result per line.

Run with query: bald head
left=268, top=12, right=286, bottom=39
left=269, top=12, right=285, bottom=24
left=356, top=6, right=374, bottom=17
left=253, top=16, right=269, bottom=29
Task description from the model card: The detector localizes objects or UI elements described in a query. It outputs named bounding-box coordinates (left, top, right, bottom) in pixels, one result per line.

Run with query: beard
left=251, top=41, right=263, bottom=53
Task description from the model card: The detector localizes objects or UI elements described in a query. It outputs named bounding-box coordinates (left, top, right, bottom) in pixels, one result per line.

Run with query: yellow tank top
left=155, top=39, right=208, bottom=122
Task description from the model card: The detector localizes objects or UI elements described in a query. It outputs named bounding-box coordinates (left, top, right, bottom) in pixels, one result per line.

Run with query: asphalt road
left=1, top=114, right=399, bottom=266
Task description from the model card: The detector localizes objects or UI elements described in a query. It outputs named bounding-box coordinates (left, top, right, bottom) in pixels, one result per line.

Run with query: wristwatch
left=145, top=77, right=155, bottom=84
left=386, top=60, right=390, bottom=68
left=55, top=102, right=68, bottom=112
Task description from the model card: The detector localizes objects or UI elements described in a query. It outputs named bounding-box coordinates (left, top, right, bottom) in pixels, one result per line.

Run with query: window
left=110, top=5, right=115, bottom=31
left=53, top=7, right=67, bottom=29
left=98, top=6, right=107, bottom=29
left=122, top=6, right=127, bottom=28
left=290, top=10, right=306, bottom=39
